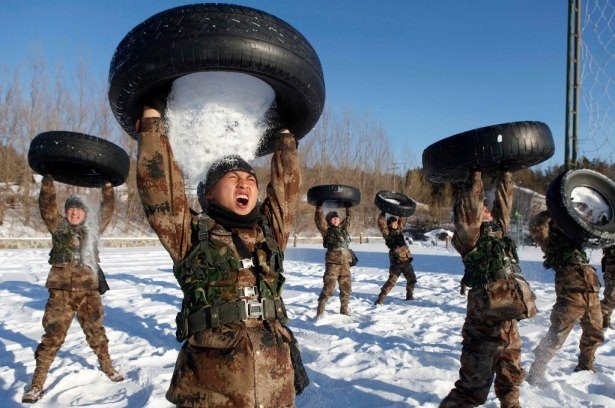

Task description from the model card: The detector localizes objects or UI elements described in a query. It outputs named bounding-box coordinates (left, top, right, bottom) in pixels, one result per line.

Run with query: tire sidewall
left=374, top=190, right=417, bottom=217
left=307, top=184, right=361, bottom=207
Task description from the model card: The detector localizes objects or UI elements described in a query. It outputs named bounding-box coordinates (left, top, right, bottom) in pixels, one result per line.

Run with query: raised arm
left=398, top=216, right=407, bottom=232
left=314, top=205, right=328, bottom=236
left=99, top=182, right=115, bottom=234
left=341, top=206, right=352, bottom=230
left=451, top=171, right=483, bottom=256
left=39, top=175, right=61, bottom=233
left=260, top=132, right=301, bottom=251
left=491, top=172, right=514, bottom=234
left=136, top=113, right=192, bottom=264
left=377, top=211, right=388, bottom=237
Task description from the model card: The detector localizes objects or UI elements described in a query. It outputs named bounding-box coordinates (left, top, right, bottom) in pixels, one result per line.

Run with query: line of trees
left=1, top=58, right=614, bottom=236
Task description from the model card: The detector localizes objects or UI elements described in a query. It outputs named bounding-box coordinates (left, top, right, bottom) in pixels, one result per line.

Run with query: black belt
left=188, top=298, right=286, bottom=334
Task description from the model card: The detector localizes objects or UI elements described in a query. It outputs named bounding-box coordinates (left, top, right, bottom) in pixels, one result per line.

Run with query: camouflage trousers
left=376, top=260, right=416, bottom=303
left=440, top=288, right=524, bottom=408
left=317, top=262, right=352, bottom=315
left=600, top=261, right=615, bottom=327
left=167, top=319, right=295, bottom=408
left=29, top=289, right=113, bottom=389
left=530, top=289, right=603, bottom=375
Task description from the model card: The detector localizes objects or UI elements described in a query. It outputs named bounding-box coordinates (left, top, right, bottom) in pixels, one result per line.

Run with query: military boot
left=316, top=298, right=326, bottom=318
left=340, top=304, right=351, bottom=315
left=22, top=386, right=43, bottom=404
left=22, top=366, right=47, bottom=403
left=374, top=293, right=385, bottom=305
left=574, top=355, right=596, bottom=373
left=526, top=361, right=547, bottom=386
left=406, top=285, right=415, bottom=300
left=100, top=358, right=125, bottom=382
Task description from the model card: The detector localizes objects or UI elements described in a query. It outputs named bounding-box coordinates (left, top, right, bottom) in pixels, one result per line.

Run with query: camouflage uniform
left=137, top=117, right=300, bottom=407
left=440, top=172, right=524, bottom=408
left=314, top=206, right=353, bottom=316
left=527, top=211, right=603, bottom=383
left=24, top=176, right=119, bottom=400
left=375, top=212, right=416, bottom=304
left=600, top=245, right=615, bottom=329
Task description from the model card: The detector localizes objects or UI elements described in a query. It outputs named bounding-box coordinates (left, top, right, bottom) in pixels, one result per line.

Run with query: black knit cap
left=325, top=211, right=339, bottom=224
left=64, top=195, right=88, bottom=213
left=387, top=216, right=399, bottom=226
left=197, top=155, right=257, bottom=210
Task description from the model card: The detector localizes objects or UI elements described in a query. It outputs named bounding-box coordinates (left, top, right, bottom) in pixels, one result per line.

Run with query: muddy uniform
left=27, top=176, right=117, bottom=394
left=315, top=206, right=353, bottom=316
left=440, top=172, right=524, bottom=408
left=527, top=211, right=603, bottom=382
left=137, top=118, right=300, bottom=407
left=600, top=245, right=615, bottom=329
left=375, top=212, right=416, bottom=303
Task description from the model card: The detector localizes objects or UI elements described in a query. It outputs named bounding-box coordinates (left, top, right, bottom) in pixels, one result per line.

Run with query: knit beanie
left=64, top=195, right=88, bottom=214
left=197, top=155, right=257, bottom=210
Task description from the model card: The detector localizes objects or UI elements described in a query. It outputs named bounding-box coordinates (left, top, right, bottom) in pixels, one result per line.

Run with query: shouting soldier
left=22, top=176, right=123, bottom=403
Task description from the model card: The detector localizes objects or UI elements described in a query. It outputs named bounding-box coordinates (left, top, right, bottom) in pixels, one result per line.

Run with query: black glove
left=141, top=82, right=172, bottom=115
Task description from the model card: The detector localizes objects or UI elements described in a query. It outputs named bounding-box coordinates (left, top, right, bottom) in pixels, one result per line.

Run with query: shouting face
left=207, top=170, right=259, bottom=215
left=66, top=207, right=86, bottom=225
left=329, top=216, right=341, bottom=227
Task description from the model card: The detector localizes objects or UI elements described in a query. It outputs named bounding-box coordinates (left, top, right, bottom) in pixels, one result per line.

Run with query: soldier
left=440, top=171, right=526, bottom=408
left=526, top=210, right=604, bottom=385
left=374, top=212, right=417, bottom=304
left=600, top=244, right=615, bottom=329
left=22, top=175, right=123, bottom=404
left=315, top=206, right=353, bottom=317
left=136, top=101, right=304, bottom=407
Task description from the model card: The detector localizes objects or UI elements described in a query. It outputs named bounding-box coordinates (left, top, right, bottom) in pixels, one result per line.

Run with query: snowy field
left=0, top=242, right=613, bottom=407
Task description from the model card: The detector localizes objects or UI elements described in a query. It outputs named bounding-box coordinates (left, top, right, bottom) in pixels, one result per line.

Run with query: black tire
left=546, top=169, right=615, bottom=243
left=108, top=3, right=325, bottom=156
left=28, top=131, right=130, bottom=187
left=422, top=121, right=555, bottom=183
left=374, top=191, right=417, bottom=217
left=307, top=185, right=361, bottom=207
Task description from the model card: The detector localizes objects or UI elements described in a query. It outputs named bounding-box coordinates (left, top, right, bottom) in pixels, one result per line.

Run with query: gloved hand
left=141, top=81, right=172, bottom=116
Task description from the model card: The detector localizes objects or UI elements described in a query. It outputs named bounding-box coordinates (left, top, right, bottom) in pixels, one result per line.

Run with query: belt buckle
left=244, top=301, right=264, bottom=319
left=240, top=258, right=254, bottom=269
left=237, top=286, right=258, bottom=298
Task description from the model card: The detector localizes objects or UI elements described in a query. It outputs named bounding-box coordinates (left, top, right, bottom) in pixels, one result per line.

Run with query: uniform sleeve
left=99, top=182, right=115, bottom=234
left=451, top=171, right=483, bottom=256
left=314, top=205, right=328, bottom=236
left=377, top=211, right=388, bottom=237
left=398, top=216, right=407, bottom=231
left=342, top=206, right=352, bottom=230
left=529, top=210, right=551, bottom=253
left=137, top=117, right=192, bottom=264
left=491, top=172, right=514, bottom=234
left=260, top=134, right=301, bottom=251
left=39, top=175, right=61, bottom=233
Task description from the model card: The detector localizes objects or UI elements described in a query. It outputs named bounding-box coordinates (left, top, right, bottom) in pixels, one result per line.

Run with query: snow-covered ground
left=0, top=242, right=613, bottom=407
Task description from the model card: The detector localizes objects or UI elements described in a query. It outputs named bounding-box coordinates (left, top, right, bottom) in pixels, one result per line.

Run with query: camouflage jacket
left=453, top=172, right=517, bottom=288
left=603, top=245, right=615, bottom=272
left=377, top=212, right=412, bottom=262
left=530, top=211, right=600, bottom=292
left=39, top=176, right=114, bottom=291
left=315, top=206, right=353, bottom=264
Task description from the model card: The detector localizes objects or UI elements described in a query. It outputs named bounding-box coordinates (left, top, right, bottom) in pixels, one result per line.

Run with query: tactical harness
left=173, top=213, right=288, bottom=342
left=323, top=226, right=350, bottom=250
left=543, top=227, right=589, bottom=269
left=461, top=222, right=520, bottom=288
left=385, top=230, right=406, bottom=250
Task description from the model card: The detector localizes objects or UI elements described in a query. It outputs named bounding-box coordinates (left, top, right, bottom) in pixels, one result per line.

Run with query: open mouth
left=236, top=194, right=249, bottom=207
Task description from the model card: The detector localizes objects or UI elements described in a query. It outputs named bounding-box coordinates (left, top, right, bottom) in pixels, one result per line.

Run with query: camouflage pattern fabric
left=26, top=177, right=117, bottom=394
left=376, top=212, right=416, bottom=303
left=315, top=206, right=353, bottom=315
left=527, top=212, right=604, bottom=380
left=441, top=171, right=524, bottom=408
left=137, top=118, right=300, bottom=407
left=600, top=246, right=615, bottom=328
left=40, top=176, right=114, bottom=291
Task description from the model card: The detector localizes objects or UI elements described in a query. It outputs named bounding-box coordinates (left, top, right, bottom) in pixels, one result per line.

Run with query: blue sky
left=0, top=0, right=570, bottom=169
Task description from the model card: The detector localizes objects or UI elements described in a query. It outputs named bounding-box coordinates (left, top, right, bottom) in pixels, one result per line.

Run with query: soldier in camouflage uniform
left=526, top=210, right=604, bottom=385
left=600, top=244, right=615, bottom=329
left=440, top=171, right=525, bottom=408
left=136, top=103, right=302, bottom=407
left=22, top=175, right=123, bottom=404
left=315, top=206, right=353, bottom=317
left=374, top=212, right=416, bottom=304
